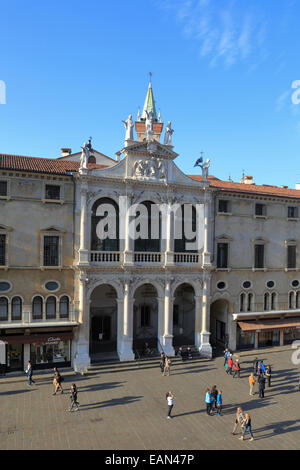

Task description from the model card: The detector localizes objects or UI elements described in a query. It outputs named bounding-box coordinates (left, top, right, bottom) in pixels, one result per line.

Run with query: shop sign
left=46, top=337, right=62, bottom=343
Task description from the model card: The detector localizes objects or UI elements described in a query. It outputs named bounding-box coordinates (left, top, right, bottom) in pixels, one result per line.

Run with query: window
left=217, top=243, right=228, bottom=268
left=32, top=296, right=43, bottom=320
left=271, top=292, right=277, bottom=310
left=297, top=292, right=300, bottom=309
left=0, top=181, right=7, bottom=196
left=0, top=281, right=10, bottom=292
left=288, top=207, right=298, bottom=218
left=266, top=280, right=275, bottom=289
left=0, top=297, right=8, bottom=321
left=255, top=203, right=266, bottom=216
left=59, top=296, right=69, bottom=318
left=289, top=292, right=295, bottom=309
left=247, top=293, right=253, bottom=312
left=45, top=281, right=60, bottom=292
left=291, top=280, right=299, bottom=288
left=242, top=281, right=251, bottom=289
left=0, top=234, right=6, bottom=265
left=140, top=305, right=150, bottom=327
left=43, top=236, right=59, bottom=266
left=264, top=293, right=270, bottom=311
left=287, top=245, right=296, bottom=269
left=218, top=200, right=229, bottom=213
left=45, top=185, right=60, bottom=200
left=11, top=297, right=22, bottom=321
left=254, top=244, right=264, bottom=268
left=46, top=296, right=56, bottom=319
left=88, top=155, right=96, bottom=164
left=216, top=281, right=226, bottom=290
left=240, top=293, right=245, bottom=312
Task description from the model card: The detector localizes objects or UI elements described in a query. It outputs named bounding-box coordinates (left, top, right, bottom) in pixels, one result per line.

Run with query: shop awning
left=237, top=317, right=300, bottom=333
left=0, top=331, right=73, bottom=345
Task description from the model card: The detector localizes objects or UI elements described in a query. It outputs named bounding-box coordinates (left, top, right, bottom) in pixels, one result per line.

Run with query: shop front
left=0, top=330, right=74, bottom=372
left=236, top=316, right=300, bottom=349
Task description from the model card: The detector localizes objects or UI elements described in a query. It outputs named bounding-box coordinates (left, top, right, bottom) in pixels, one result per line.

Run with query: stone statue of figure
left=163, top=121, right=174, bottom=145
left=145, top=109, right=154, bottom=140
left=80, top=142, right=90, bottom=170
left=202, top=158, right=210, bottom=182
left=122, top=115, right=134, bottom=141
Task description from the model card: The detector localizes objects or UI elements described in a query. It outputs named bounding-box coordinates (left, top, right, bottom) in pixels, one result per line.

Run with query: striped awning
left=237, top=317, right=300, bottom=333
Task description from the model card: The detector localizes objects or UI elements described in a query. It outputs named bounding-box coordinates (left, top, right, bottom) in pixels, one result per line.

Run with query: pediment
left=40, top=226, right=65, bottom=233
left=121, top=140, right=179, bottom=160
left=0, top=224, right=13, bottom=232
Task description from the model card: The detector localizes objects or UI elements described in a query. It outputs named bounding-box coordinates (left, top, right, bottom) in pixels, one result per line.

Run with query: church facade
left=1, top=82, right=300, bottom=373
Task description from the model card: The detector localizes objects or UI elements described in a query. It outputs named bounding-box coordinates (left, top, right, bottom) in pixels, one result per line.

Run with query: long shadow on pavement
left=78, top=395, right=143, bottom=411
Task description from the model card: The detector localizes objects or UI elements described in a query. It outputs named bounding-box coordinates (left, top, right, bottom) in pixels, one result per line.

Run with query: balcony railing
left=134, top=252, right=163, bottom=264
left=90, top=251, right=121, bottom=264
left=174, top=253, right=200, bottom=264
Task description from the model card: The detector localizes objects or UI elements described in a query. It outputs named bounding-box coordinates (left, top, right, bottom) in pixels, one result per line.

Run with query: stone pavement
left=0, top=346, right=300, bottom=450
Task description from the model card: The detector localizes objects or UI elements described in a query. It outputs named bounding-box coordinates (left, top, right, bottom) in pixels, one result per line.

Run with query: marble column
left=199, top=273, right=212, bottom=358
left=73, top=273, right=91, bottom=373
left=118, top=280, right=134, bottom=361
left=123, top=195, right=134, bottom=266
left=194, top=295, right=202, bottom=348
left=79, top=182, right=89, bottom=265
left=165, top=199, right=175, bottom=266
left=161, top=279, right=175, bottom=356
left=202, top=195, right=211, bottom=267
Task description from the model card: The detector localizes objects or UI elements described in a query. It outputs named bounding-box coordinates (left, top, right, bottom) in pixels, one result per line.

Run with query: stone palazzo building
left=1, top=83, right=300, bottom=372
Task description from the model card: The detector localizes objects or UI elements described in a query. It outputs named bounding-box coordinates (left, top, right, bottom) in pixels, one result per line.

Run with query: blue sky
left=1, top=0, right=300, bottom=187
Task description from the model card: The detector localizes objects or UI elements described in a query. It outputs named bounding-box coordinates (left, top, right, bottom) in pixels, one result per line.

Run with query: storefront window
left=284, top=328, right=300, bottom=345
left=237, top=325, right=254, bottom=349
left=7, top=344, right=23, bottom=371
left=258, top=330, right=280, bottom=347
left=30, top=340, right=70, bottom=367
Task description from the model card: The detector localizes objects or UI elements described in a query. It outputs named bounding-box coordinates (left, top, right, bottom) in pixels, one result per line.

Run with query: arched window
left=32, top=296, right=43, bottom=320
left=297, top=292, right=300, bottom=309
left=134, top=201, right=161, bottom=252
left=240, top=293, right=245, bottom=312
left=264, top=293, right=270, bottom=311
left=11, top=296, right=22, bottom=321
left=0, top=297, right=8, bottom=321
left=88, top=155, right=96, bottom=164
left=174, top=204, right=197, bottom=253
left=289, top=292, right=295, bottom=309
left=91, top=198, right=119, bottom=251
left=59, top=296, right=69, bottom=318
left=247, top=293, right=253, bottom=312
left=271, top=292, right=277, bottom=310
left=46, top=296, right=56, bottom=319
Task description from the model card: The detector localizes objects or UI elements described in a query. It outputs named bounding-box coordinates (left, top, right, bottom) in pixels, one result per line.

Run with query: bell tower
left=135, top=77, right=163, bottom=142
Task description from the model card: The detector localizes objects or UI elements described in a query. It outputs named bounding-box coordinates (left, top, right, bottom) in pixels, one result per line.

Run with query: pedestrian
left=232, top=407, right=245, bottom=435
left=205, top=388, right=213, bottom=415
left=159, top=353, right=165, bottom=375
left=166, top=391, right=174, bottom=419
left=226, top=356, right=233, bottom=375
left=25, top=360, right=35, bottom=386
left=53, top=370, right=64, bottom=395
left=68, top=384, right=80, bottom=412
left=253, top=357, right=259, bottom=375
left=211, top=385, right=218, bottom=411
left=224, top=348, right=231, bottom=366
left=258, top=360, right=266, bottom=374
left=265, top=365, right=272, bottom=387
left=216, top=390, right=223, bottom=416
left=257, top=363, right=263, bottom=378
left=233, top=359, right=241, bottom=378
left=239, top=413, right=254, bottom=441
left=249, top=373, right=256, bottom=396
left=258, top=374, right=266, bottom=398
left=163, top=356, right=171, bottom=376
left=187, top=346, right=192, bottom=359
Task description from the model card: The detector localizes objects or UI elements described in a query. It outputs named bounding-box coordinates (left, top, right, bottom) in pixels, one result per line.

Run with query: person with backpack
left=232, top=359, right=241, bottom=378
left=226, top=356, right=233, bottom=375
left=53, top=370, right=64, bottom=395
left=68, top=384, right=79, bottom=412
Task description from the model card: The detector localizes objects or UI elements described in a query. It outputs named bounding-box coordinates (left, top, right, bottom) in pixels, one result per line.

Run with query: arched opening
left=134, top=201, right=161, bottom=252
left=210, top=299, right=231, bottom=351
left=89, top=284, right=118, bottom=361
left=133, top=283, right=158, bottom=353
left=174, top=205, right=197, bottom=253
left=91, top=197, right=119, bottom=251
left=172, top=283, right=195, bottom=346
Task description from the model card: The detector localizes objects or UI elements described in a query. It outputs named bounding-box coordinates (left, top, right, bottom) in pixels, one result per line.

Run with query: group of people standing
left=249, top=358, right=272, bottom=398
left=224, top=348, right=241, bottom=378
left=205, top=386, right=223, bottom=416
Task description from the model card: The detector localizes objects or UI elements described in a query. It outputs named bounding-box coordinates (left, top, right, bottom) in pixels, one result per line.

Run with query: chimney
left=240, top=175, right=253, bottom=185
left=61, top=148, right=72, bottom=158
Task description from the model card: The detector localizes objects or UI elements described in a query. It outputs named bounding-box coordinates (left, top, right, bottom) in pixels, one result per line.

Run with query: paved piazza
left=0, top=346, right=300, bottom=451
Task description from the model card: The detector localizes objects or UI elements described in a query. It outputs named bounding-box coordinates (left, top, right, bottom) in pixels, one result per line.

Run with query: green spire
left=142, top=82, right=157, bottom=120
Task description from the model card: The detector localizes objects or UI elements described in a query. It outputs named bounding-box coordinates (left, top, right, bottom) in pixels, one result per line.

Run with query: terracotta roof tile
left=0, top=154, right=108, bottom=175
left=189, top=175, right=300, bottom=199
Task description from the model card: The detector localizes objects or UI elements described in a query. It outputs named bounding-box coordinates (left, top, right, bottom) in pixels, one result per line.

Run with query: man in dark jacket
left=258, top=375, right=266, bottom=398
